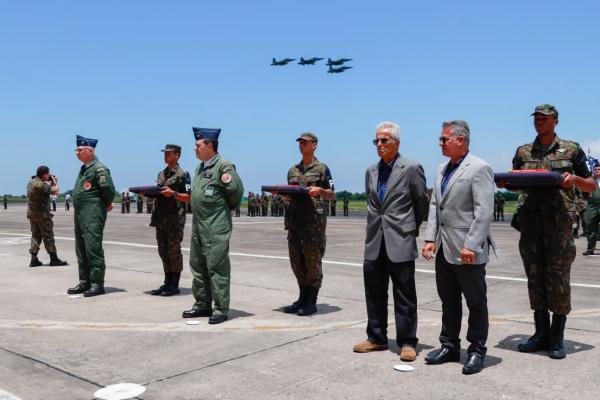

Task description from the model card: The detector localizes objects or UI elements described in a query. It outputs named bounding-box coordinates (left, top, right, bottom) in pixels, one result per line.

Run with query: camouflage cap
left=161, top=144, right=181, bottom=154
left=296, top=132, right=318, bottom=143
left=531, top=104, right=559, bottom=118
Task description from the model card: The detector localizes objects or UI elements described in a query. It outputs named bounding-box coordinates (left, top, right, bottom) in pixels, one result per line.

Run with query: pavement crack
left=0, top=345, right=103, bottom=389
left=141, top=320, right=366, bottom=387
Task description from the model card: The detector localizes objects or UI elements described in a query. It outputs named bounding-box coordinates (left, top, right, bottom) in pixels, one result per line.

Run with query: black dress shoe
left=182, top=309, right=212, bottom=318
left=83, top=287, right=105, bottom=297
left=208, top=315, right=228, bottom=325
left=67, top=284, right=89, bottom=294
left=462, top=353, right=485, bottom=375
left=425, top=347, right=460, bottom=365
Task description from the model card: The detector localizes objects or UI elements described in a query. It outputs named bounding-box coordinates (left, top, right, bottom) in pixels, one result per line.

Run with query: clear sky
left=1, top=0, right=599, bottom=196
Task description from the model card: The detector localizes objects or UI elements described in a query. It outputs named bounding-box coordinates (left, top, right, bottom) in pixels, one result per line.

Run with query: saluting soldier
left=182, top=127, right=244, bottom=324
left=510, top=105, right=596, bottom=359
left=27, top=166, right=68, bottom=267
left=67, top=135, right=116, bottom=297
left=281, top=132, right=335, bottom=316
left=149, top=144, right=191, bottom=296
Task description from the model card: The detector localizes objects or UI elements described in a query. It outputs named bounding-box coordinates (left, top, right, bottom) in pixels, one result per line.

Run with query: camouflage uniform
left=285, top=158, right=334, bottom=290
left=584, top=184, right=600, bottom=252
left=27, top=177, right=57, bottom=255
left=513, top=135, right=591, bottom=315
left=343, top=196, right=349, bottom=216
left=151, top=164, right=191, bottom=274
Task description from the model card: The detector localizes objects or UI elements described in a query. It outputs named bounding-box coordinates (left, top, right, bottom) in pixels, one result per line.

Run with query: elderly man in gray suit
left=422, top=120, right=495, bottom=375
left=353, top=121, right=429, bottom=362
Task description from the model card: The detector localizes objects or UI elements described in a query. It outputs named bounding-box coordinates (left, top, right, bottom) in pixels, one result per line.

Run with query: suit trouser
left=435, top=246, right=488, bottom=355
left=363, top=240, right=418, bottom=347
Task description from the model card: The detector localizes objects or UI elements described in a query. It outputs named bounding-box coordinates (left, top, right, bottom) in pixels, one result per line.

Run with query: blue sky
left=1, top=1, right=599, bottom=195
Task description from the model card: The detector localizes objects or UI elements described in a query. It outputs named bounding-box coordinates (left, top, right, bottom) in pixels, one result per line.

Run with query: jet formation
left=271, top=57, right=353, bottom=73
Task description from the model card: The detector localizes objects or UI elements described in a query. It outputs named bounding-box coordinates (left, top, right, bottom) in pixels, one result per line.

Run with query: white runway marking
left=0, top=389, right=24, bottom=400
left=2, top=232, right=600, bottom=289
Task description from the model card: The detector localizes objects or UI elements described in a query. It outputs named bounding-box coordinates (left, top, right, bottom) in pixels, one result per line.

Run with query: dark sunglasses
left=373, top=138, right=393, bottom=145
left=439, top=136, right=461, bottom=143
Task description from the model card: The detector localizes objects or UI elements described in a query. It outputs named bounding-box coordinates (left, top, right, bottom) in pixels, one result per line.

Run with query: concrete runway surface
left=0, top=204, right=599, bottom=399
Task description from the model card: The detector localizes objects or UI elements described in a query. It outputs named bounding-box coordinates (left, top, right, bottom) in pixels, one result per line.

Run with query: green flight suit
left=190, top=154, right=243, bottom=316
left=72, top=157, right=116, bottom=289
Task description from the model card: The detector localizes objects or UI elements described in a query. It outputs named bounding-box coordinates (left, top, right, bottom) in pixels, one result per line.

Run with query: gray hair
left=375, top=121, right=401, bottom=142
left=442, top=120, right=470, bottom=145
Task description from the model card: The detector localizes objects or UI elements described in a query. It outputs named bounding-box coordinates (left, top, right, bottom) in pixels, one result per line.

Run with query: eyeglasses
left=439, top=136, right=462, bottom=143
left=372, top=138, right=393, bottom=145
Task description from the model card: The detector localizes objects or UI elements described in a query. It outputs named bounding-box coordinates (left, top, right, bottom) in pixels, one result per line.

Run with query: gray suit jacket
left=364, top=155, right=429, bottom=263
left=424, top=153, right=496, bottom=265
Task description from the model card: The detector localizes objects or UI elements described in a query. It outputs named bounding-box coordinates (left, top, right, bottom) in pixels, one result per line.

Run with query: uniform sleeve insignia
left=82, top=181, right=92, bottom=190
left=221, top=173, right=232, bottom=184
left=99, top=176, right=107, bottom=184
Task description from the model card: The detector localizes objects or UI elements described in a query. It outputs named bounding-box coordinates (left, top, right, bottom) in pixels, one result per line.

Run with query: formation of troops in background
left=6, top=103, right=600, bottom=375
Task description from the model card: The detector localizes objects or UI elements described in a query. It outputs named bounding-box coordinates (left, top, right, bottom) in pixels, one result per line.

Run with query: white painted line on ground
left=0, top=389, right=24, bottom=400
left=2, top=232, right=600, bottom=289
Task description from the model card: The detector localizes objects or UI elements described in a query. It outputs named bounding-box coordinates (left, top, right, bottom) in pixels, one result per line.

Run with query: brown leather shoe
left=400, top=346, right=417, bottom=362
left=353, top=340, right=388, bottom=353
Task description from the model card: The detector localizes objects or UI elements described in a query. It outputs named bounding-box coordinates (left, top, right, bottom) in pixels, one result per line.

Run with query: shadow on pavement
left=494, top=334, right=595, bottom=356
left=104, top=287, right=127, bottom=294
left=229, top=309, right=255, bottom=320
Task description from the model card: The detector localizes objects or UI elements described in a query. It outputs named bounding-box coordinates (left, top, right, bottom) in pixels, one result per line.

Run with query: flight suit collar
left=202, top=154, right=220, bottom=171
left=81, top=157, right=98, bottom=172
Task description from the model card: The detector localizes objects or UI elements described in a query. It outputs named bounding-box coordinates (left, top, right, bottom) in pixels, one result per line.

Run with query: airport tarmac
left=0, top=204, right=599, bottom=400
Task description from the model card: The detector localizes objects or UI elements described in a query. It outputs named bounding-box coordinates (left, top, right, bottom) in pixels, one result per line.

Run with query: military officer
left=27, top=166, right=68, bottom=267
left=281, top=132, right=335, bottom=316
left=182, top=127, right=244, bottom=324
left=136, top=194, right=144, bottom=213
left=583, top=161, right=600, bottom=255
left=510, top=105, right=595, bottom=359
left=149, top=144, right=191, bottom=296
left=67, top=135, right=116, bottom=297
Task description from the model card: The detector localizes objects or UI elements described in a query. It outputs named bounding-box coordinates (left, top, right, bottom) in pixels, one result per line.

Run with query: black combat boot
left=282, top=286, right=307, bottom=314
left=49, top=253, right=68, bottom=266
left=518, top=310, right=550, bottom=352
left=549, top=314, right=567, bottom=359
left=151, top=274, right=168, bottom=295
left=297, top=286, right=318, bottom=316
left=29, top=254, right=42, bottom=267
left=162, top=272, right=181, bottom=297
left=582, top=249, right=595, bottom=256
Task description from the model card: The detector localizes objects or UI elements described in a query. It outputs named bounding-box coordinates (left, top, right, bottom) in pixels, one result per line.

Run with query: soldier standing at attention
left=496, top=193, right=505, bottom=221
left=125, top=192, right=131, bottom=213
left=3, top=195, right=7, bottom=210
left=330, top=197, right=337, bottom=216
left=182, top=127, right=244, bottom=324
left=582, top=162, right=600, bottom=255
left=510, top=105, right=595, bottom=359
left=27, top=166, right=68, bottom=267
left=343, top=195, right=349, bottom=216
left=121, top=192, right=126, bottom=214
left=149, top=144, right=191, bottom=296
left=281, top=132, right=335, bottom=316
left=67, top=135, right=116, bottom=297
left=137, top=194, right=144, bottom=213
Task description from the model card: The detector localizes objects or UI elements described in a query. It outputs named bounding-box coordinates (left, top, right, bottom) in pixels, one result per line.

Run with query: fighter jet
left=271, top=58, right=296, bottom=66
left=327, top=65, right=353, bottom=74
left=326, top=58, right=353, bottom=66
left=298, top=57, right=324, bottom=65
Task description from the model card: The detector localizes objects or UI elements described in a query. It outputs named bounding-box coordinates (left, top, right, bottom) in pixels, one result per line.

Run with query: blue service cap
left=76, top=134, right=98, bottom=148
left=193, top=127, right=221, bottom=141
